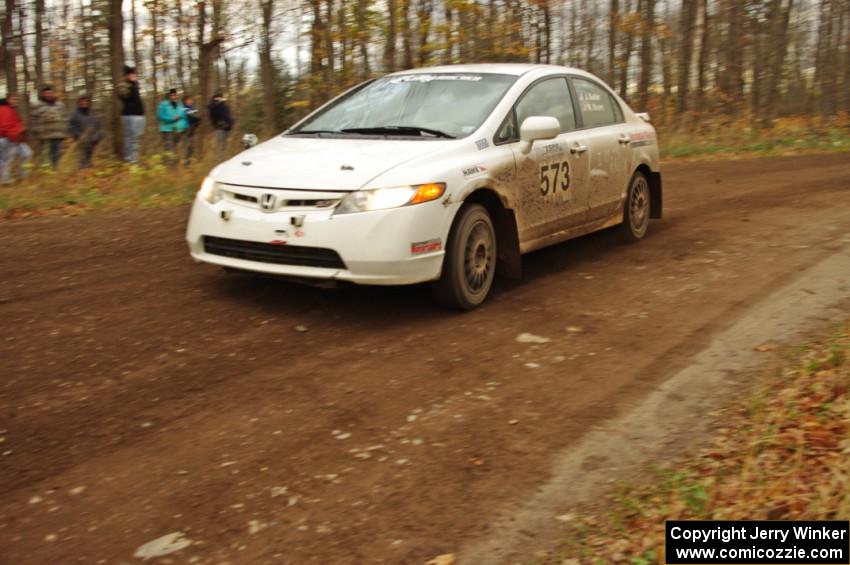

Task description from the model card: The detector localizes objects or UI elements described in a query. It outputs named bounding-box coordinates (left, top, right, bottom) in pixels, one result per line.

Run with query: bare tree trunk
left=416, top=0, right=433, bottom=65
left=175, top=0, right=187, bottom=92
left=16, top=1, right=29, bottom=112
left=609, top=0, right=619, bottom=85
left=534, top=5, right=542, bottom=63
left=695, top=0, right=710, bottom=113
left=149, top=0, right=159, bottom=97
left=58, top=0, right=69, bottom=96
left=131, top=0, right=140, bottom=70
left=338, top=0, right=350, bottom=83
left=659, top=0, right=673, bottom=119
left=34, top=0, right=44, bottom=87
left=401, top=0, right=413, bottom=68
left=542, top=1, right=551, bottom=64
left=842, top=0, right=850, bottom=112
left=619, top=0, right=634, bottom=99
left=569, top=0, right=578, bottom=66
left=761, top=0, right=795, bottom=126
left=356, top=0, right=370, bottom=77
left=486, top=0, right=496, bottom=61
left=109, top=0, right=125, bottom=158
left=443, top=4, right=453, bottom=63
left=584, top=0, right=597, bottom=70
left=638, top=0, right=655, bottom=110
left=309, top=0, right=327, bottom=106
left=259, top=0, right=277, bottom=132
left=2, top=0, right=18, bottom=94
left=78, top=0, right=94, bottom=94
left=324, top=0, right=335, bottom=87
left=294, top=3, right=303, bottom=77
left=199, top=0, right=223, bottom=110
left=723, top=0, right=744, bottom=109
left=384, top=0, right=397, bottom=71
left=676, top=0, right=698, bottom=117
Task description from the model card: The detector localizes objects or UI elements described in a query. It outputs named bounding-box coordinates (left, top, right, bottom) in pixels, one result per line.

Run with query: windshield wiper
left=340, top=125, right=456, bottom=139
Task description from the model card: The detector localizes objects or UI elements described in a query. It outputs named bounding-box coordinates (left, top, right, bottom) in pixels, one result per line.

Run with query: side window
left=515, top=78, right=577, bottom=134
left=572, top=78, right=622, bottom=128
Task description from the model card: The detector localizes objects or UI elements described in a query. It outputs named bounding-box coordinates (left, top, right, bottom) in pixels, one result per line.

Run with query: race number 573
left=540, top=161, right=570, bottom=196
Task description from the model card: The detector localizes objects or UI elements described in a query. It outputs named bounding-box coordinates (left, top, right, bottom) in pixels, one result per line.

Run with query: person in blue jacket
left=157, top=88, right=187, bottom=158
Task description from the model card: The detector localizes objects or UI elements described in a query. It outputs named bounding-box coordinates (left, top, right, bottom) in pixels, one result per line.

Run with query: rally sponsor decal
left=629, top=131, right=657, bottom=147
left=475, top=138, right=490, bottom=150
left=411, top=238, right=442, bottom=255
left=463, top=164, right=487, bottom=177
left=537, top=141, right=565, bottom=157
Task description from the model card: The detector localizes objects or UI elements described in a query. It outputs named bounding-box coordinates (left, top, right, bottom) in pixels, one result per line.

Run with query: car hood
left=212, top=135, right=453, bottom=191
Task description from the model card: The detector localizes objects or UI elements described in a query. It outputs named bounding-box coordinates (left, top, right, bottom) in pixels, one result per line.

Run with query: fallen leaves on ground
left=539, top=322, right=850, bottom=564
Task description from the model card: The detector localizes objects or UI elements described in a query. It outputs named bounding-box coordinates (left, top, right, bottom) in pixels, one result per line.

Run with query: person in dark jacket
left=207, top=93, right=233, bottom=152
left=68, top=95, right=103, bottom=169
left=117, top=65, right=145, bottom=163
left=30, top=85, right=68, bottom=169
left=0, top=93, right=33, bottom=184
left=182, top=94, right=201, bottom=164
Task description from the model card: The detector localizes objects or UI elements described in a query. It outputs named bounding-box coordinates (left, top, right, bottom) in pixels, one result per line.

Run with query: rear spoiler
left=636, top=112, right=651, bottom=123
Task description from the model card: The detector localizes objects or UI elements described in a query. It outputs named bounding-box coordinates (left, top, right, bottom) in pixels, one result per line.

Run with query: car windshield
left=290, top=73, right=517, bottom=139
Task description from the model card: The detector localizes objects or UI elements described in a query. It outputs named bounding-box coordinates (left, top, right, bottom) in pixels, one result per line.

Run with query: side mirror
left=636, top=112, right=651, bottom=123
left=519, top=116, right=560, bottom=154
left=242, top=133, right=258, bottom=148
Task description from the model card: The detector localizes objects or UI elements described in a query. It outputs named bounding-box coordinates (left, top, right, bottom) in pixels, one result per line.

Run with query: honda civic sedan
left=186, top=63, right=662, bottom=309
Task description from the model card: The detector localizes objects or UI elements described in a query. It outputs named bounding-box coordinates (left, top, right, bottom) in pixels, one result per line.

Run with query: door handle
left=570, top=143, right=588, bottom=155
left=618, top=134, right=631, bottom=145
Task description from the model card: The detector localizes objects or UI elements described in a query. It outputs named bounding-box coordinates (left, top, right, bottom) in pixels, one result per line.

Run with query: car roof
left=389, top=63, right=589, bottom=77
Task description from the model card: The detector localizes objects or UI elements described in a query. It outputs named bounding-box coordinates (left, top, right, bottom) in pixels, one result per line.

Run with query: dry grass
left=660, top=114, right=850, bottom=160
left=0, top=135, right=240, bottom=219
left=0, top=115, right=848, bottom=218
left=536, top=322, right=850, bottom=564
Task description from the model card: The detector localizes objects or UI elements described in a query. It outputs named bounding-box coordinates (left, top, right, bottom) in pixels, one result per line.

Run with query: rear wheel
left=433, top=204, right=497, bottom=310
left=619, top=171, right=651, bottom=242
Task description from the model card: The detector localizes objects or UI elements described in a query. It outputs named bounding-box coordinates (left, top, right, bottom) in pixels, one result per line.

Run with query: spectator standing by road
left=30, top=85, right=68, bottom=169
left=68, top=95, right=103, bottom=169
left=182, top=94, right=201, bottom=164
left=208, top=93, right=233, bottom=152
left=0, top=93, right=32, bottom=184
left=117, top=65, right=145, bottom=163
left=157, top=89, right=187, bottom=161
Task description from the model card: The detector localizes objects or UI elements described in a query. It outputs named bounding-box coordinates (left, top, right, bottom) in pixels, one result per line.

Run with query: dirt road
left=1, top=153, right=849, bottom=564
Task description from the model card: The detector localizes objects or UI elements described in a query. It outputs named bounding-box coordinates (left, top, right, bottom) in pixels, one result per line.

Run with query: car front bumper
left=186, top=193, right=457, bottom=286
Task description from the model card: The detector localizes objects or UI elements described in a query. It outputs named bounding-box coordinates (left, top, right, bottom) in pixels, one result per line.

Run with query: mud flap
left=648, top=172, right=663, bottom=219
left=495, top=209, right=522, bottom=280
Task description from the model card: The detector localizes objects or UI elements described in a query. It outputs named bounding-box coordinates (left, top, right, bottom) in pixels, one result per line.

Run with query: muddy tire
left=619, top=170, right=651, bottom=242
left=433, top=204, right=497, bottom=310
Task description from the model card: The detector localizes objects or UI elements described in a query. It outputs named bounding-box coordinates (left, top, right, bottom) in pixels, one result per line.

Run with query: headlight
left=334, top=183, right=446, bottom=215
left=199, top=176, right=222, bottom=204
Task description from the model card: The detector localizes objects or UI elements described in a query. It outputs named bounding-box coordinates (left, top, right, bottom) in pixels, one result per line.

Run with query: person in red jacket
left=0, top=93, right=33, bottom=184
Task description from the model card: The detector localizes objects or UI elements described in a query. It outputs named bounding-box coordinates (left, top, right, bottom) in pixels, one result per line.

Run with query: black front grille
left=203, top=236, right=346, bottom=270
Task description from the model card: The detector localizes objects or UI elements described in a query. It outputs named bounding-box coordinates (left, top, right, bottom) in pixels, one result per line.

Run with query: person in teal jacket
left=157, top=88, right=188, bottom=157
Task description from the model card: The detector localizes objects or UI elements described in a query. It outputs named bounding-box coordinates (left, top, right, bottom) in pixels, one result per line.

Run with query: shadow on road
left=199, top=219, right=680, bottom=321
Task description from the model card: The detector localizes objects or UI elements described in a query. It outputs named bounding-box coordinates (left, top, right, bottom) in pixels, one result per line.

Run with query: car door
left=496, top=77, right=591, bottom=245
left=570, top=77, right=632, bottom=223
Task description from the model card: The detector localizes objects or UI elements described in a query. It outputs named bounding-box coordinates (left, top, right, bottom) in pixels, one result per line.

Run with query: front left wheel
left=433, top=204, right=497, bottom=310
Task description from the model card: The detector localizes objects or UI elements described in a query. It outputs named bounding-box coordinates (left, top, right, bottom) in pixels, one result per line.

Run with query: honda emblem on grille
left=260, top=193, right=276, bottom=211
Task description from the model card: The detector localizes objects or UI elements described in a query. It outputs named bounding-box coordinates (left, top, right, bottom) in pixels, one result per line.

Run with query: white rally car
left=186, top=63, right=662, bottom=309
